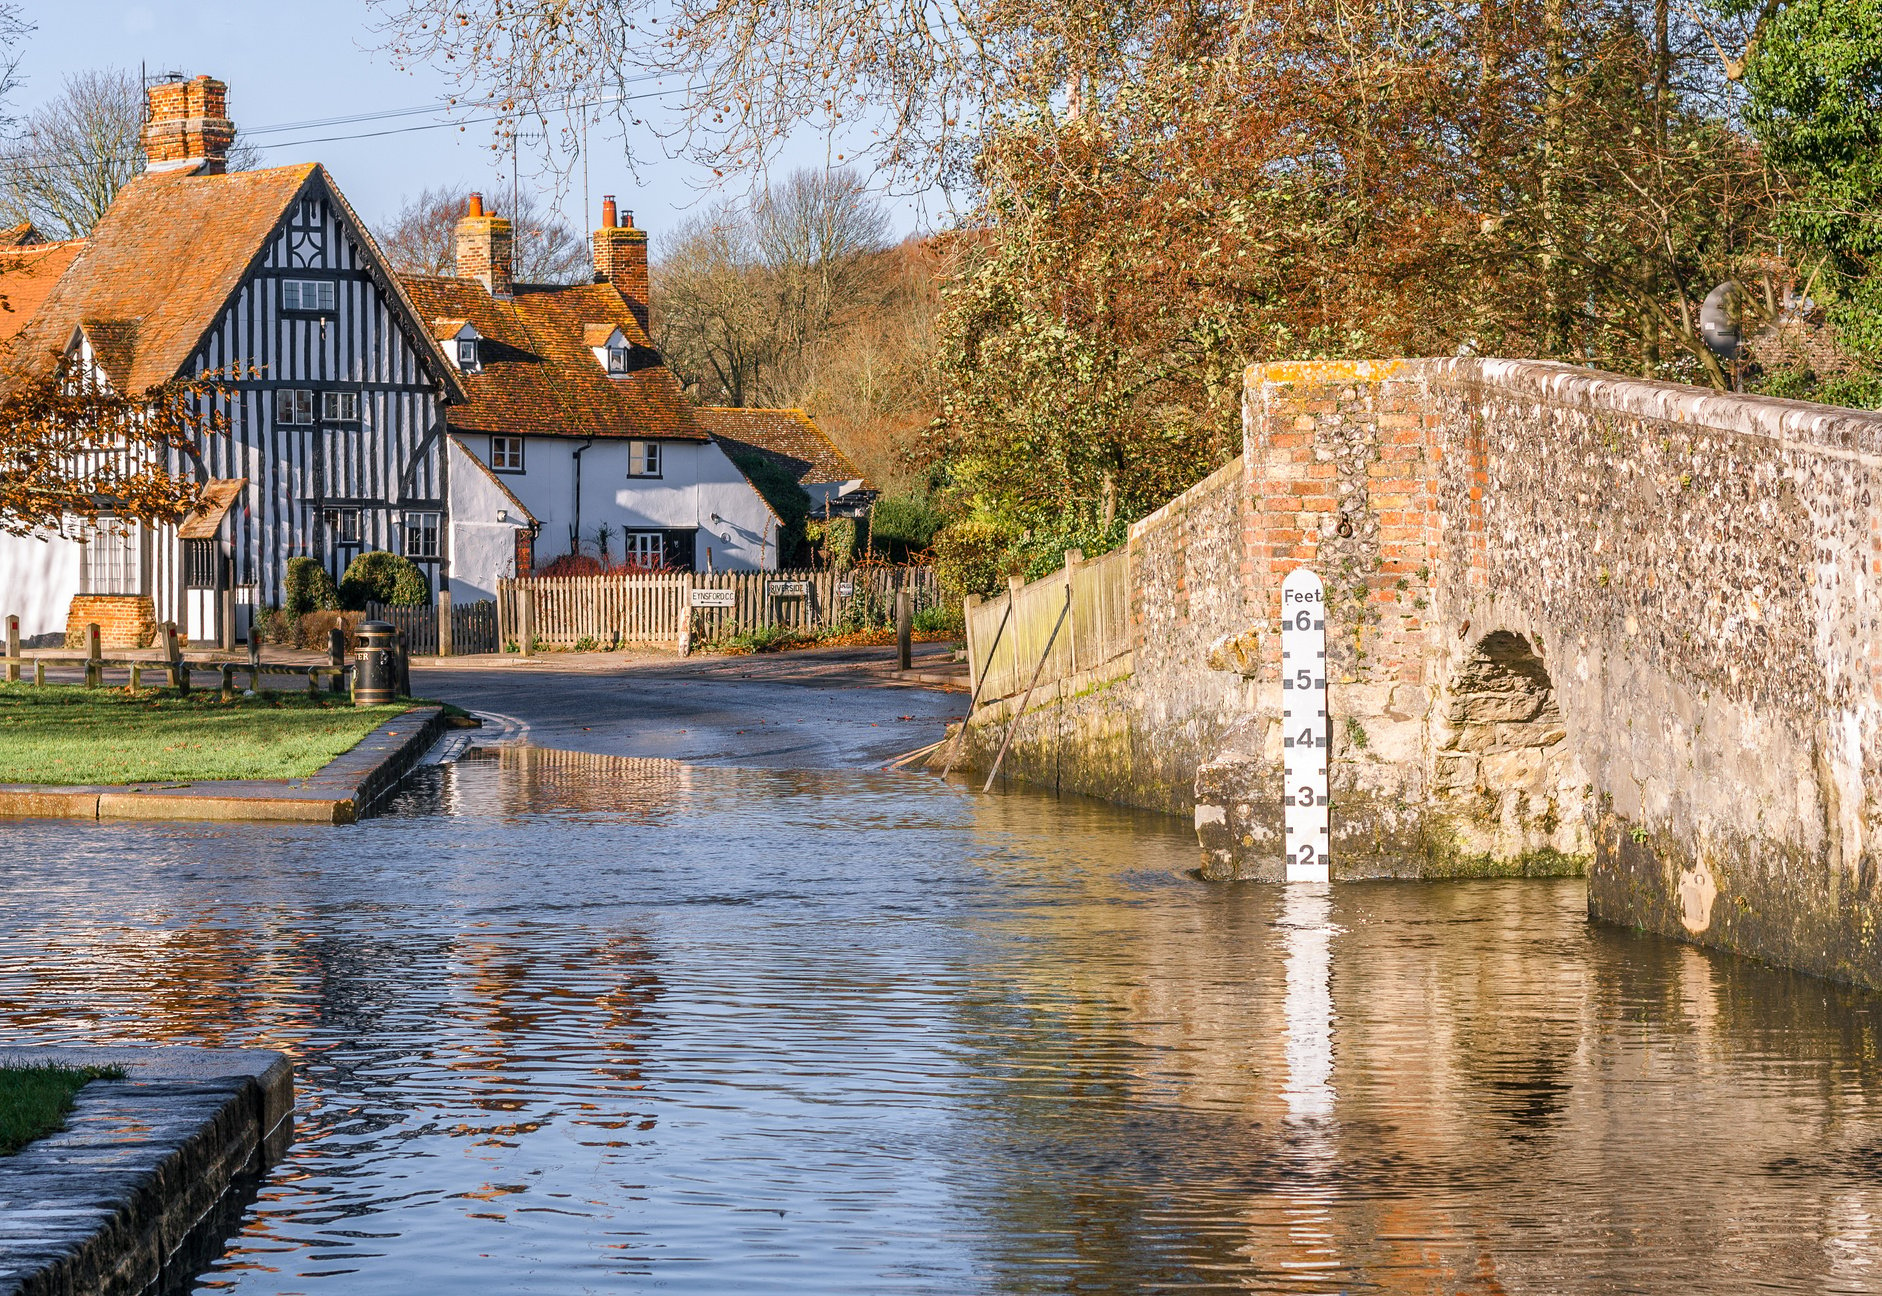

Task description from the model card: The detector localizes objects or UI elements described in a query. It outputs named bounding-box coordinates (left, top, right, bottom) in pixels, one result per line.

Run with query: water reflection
left=0, top=752, right=1881, bottom=1293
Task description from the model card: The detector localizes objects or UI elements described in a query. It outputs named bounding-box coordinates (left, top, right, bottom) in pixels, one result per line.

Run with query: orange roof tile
left=8, top=164, right=462, bottom=402
left=0, top=239, right=84, bottom=344
left=400, top=274, right=706, bottom=442
left=695, top=407, right=870, bottom=489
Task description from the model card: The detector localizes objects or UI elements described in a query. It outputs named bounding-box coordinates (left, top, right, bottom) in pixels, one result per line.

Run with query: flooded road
left=4, top=747, right=1882, bottom=1293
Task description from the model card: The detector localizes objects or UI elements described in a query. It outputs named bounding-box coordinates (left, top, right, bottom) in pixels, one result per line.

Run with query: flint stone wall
left=952, top=356, right=1882, bottom=987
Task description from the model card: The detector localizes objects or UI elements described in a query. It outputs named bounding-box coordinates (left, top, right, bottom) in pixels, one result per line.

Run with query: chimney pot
left=456, top=197, right=514, bottom=298
left=141, top=74, right=236, bottom=176
left=592, top=200, right=650, bottom=328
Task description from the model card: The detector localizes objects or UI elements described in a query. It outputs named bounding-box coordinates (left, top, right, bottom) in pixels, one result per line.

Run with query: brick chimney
left=455, top=192, right=514, bottom=298
left=593, top=196, right=649, bottom=329
left=142, top=75, right=236, bottom=176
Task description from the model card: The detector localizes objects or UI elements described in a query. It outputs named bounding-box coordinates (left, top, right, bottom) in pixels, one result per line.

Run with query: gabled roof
left=7, top=164, right=463, bottom=401
left=449, top=434, right=537, bottom=524
left=178, top=477, right=248, bottom=538
left=695, top=407, right=869, bottom=489
left=400, top=274, right=706, bottom=442
left=0, top=238, right=85, bottom=344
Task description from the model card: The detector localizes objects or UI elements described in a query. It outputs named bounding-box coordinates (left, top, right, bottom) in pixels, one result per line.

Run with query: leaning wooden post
left=160, top=622, right=188, bottom=696
left=4, top=614, right=17, bottom=684
left=940, top=595, right=1013, bottom=780
left=84, top=623, right=103, bottom=688
left=437, top=587, right=453, bottom=658
left=982, top=584, right=1072, bottom=794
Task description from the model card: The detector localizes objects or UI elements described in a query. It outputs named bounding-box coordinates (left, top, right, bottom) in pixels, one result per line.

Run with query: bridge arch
left=1431, top=630, right=1593, bottom=870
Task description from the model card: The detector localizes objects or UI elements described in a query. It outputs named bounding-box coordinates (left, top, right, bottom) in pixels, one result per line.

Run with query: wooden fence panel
left=963, top=551, right=1130, bottom=706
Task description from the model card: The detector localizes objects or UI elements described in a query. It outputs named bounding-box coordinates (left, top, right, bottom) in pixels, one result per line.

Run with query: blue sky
left=11, top=1, right=931, bottom=249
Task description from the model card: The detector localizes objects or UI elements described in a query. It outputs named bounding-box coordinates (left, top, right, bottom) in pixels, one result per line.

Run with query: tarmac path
left=411, top=642, right=964, bottom=769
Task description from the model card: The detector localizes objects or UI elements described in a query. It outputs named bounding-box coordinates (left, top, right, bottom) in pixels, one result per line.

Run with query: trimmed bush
left=339, top=551, right=430, bottom=609
left=296, top=609, right=366, bottom=652
left=283, top=557, right=342, bottom=618
left=867, top=495, right=945, bottom=562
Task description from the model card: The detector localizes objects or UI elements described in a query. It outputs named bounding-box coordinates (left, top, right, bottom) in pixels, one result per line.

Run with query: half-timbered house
left=0, top=75, right=462, bottom=645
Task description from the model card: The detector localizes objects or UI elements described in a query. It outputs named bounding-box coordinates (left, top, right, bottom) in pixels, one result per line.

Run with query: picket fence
left=366, top=599, right=499, bottom=656
left=494, top=566, right=939, bottom=650
left=965, top=548, right=1131, bottom=704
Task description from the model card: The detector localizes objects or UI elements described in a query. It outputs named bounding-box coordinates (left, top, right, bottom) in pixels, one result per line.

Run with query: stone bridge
left=950, top=358, right=1882, bottom=988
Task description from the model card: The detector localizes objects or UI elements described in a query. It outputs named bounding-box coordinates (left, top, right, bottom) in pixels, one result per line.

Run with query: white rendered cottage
left=403, top=195, right=784, bottom=602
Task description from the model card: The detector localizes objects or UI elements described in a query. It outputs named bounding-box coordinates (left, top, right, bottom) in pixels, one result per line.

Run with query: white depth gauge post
left=1280, top=568, right=1330, bottom=883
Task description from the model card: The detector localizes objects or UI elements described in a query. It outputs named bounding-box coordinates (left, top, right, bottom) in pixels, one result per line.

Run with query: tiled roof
left=695, top=407, right=869, bottom=488
left=7, top=164, right=463, bottom=402
left=400, top=274, right=706, bottom=442
left=0, top=239, right=84, bottom=344
left=449, top=435, right=537, bottom=524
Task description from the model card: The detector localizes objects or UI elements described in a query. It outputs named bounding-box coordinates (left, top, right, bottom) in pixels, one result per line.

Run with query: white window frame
left=281, top=278, right=336, bottom=312
left=628, top=440, right=662, bottom=478
left=321, top=391, right=360, bottom=422
left=402, top=511, right=441, bottom=560
left=274, top=388, right=314, bottom=425
left=607, top=343, right=630, bottom=373
left=457, top=337, right=480, bottom=370
left=324, top=507, right=361, bottom=545
left=490, top=436, right=524, bottom=472
left=624, top=531, right=664, bottom=569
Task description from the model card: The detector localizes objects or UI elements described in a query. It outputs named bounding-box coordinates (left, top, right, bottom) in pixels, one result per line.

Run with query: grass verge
left=0, top=1063, right=124, bottom=1155
left=0, top=684, right=411, bottom=785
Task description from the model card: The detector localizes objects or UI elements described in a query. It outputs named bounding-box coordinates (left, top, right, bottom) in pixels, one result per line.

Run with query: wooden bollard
left=220, top=664, right=235, bottom=701
left=84, top=623, right=102, bottom=688
left=896, top=589, right=912, bottom=671
left=437, top=588, right=453, bottom=657
left=5, top=614, right=17, bottom=683
left=518, top=590, right=536, bottom=658
left=247, top=627, right=262, bottom=693
left=328, top=628, right=347, bottom=695
left=160, top=622, right=188, bottom=696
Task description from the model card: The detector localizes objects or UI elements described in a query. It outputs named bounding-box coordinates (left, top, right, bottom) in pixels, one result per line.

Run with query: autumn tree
left=377, top=183, right=590, bottom=284
left=651, top=168, right=893, bottom=407
left=0, top=346, right=230, bottom=536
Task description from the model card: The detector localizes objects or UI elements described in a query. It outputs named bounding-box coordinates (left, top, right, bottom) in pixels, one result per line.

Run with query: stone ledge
left=0, top=1045, right=293, bottom=1296
left=0, top=705, right=444, bottom=825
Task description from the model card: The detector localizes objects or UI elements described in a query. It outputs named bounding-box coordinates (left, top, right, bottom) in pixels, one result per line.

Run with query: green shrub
left=711, top=621, right=805, bottom=654
left=867, top=495, right=946, bottom=562
left=339, top=551, right=430, bottom=609
left=282, top=557, right=341, bottom=618
left=931, top=520, right=1015, bottom=597
left=912, top=603, right=964, bottom=636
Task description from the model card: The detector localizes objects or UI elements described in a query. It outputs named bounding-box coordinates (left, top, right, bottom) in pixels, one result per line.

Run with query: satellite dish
left=1700, top=281, right=1743, bottom=360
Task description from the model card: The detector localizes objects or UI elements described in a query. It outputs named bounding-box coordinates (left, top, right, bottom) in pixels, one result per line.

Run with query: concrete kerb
left=0, top=1045, right=293, bottom=1296
left=0, top=706, right=446, bottom=825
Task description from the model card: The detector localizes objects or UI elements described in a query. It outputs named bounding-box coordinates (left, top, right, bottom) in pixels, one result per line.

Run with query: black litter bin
left=354, top=621, right=398, bottom=705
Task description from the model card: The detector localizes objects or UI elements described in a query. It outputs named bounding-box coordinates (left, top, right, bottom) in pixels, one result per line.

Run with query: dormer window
left=436, top=319, right=482, bottom=373
left=458, top=337, right=479, bottom=368
left=585, top=323, right=632, bottom=373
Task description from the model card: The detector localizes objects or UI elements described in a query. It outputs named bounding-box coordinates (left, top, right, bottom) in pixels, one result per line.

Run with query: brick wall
left=64, top=596, right=158, bottom=650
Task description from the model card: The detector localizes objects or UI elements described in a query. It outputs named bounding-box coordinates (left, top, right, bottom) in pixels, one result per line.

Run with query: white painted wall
left=447, top=438, right=530, bottom=602
left=0, top=529, right=83, bottom=640
left=459, top=435, right=781, bottom=571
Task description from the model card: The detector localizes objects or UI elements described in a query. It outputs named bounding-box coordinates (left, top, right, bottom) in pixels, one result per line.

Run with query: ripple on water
left=0, top=747, right=1880, bottom=1293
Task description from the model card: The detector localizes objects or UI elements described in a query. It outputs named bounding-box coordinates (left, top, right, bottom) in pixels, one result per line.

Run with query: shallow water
left=3, top=747, right=1882, bottom=1294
